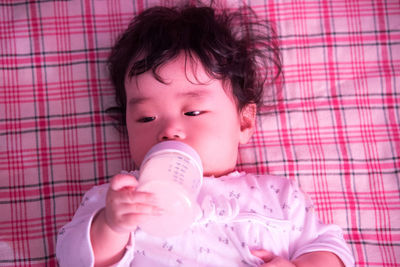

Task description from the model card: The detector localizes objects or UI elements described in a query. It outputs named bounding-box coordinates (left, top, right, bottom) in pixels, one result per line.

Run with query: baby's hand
left=104, top=173, right=163, bottom=233
left=251, top=249, right=296, bottom=267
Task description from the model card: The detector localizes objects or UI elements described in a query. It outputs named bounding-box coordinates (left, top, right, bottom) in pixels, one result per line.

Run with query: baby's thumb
left=110, top=173, right=139, bottom=191
left=251, top=249, right=275, bottom=263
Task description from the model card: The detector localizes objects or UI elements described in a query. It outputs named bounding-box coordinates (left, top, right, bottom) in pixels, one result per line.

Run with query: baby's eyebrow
left=128, top=89, right=211, bottom=106
left=128, top=97, right=150, bottom=106
left=177, top=90, right=210, bottom=98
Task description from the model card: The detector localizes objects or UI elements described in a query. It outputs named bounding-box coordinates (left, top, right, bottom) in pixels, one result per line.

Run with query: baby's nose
left=157, top=121, right=186, bottom=141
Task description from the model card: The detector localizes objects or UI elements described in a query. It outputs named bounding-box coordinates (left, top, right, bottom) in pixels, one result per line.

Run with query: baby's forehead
left=126, top=53, right=233, bottom=92
left=124, top=67, right=237, bottom=109
left=126, top=53, right=213, bottom=83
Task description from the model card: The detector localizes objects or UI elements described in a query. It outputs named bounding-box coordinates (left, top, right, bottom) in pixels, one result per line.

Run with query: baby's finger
left=104, top=202, right=163, bottom=232
left=118, top=202, right=164, bottom=216
left=260, top=257, right=296, bottom=267
left=251, top=249, right=275, bottom=263
left=110, top=173, right=139, bottom=191
left=108, top=188, right=158, bottom=205
left=127, top=190, right=158, bottom=205
left=116, top=211, right=161, bottom=231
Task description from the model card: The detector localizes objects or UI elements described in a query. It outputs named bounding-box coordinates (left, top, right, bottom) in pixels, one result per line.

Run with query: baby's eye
left=137, top=116, right=156, bottom=123
left=184, top=111, right=202, bottom=116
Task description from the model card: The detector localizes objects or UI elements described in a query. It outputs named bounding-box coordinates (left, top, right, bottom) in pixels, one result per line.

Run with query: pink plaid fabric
left=0, top=0, right=399, bottom=266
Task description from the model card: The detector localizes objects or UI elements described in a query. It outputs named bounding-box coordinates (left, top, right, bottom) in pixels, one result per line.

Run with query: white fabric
left=56, top=172, right=355, bottom=266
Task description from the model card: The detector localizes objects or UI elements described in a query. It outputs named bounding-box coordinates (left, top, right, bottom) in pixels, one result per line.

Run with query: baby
left=56, top=4, right=354, bottom=267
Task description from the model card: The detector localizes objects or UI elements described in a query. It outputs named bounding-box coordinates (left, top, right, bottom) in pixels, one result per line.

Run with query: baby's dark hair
left=108, top=4, right=282, bottom=125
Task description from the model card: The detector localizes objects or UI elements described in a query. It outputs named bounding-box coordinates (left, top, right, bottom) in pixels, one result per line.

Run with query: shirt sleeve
left=283, top=180, right=355, bottom=267
left=56, top=183, right=135, bottom=267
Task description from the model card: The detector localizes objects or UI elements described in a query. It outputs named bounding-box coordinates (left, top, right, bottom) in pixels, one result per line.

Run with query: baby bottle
left=137, top=141, right=203, bottom=238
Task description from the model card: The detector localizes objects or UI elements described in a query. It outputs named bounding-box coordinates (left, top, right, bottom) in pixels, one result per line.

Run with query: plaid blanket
left=0, top=0, right=399, bottom=266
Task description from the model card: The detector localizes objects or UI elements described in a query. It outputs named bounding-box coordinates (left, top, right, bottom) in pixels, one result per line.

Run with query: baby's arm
left=252, top=249, right=344, bottom=267
left=90, top=209, right=130, bottom=267
left=292, top=251, right=344, bottom=267
left=252, top=176, right=354, bottom=266
left=90, top=174, right=162, bottom=267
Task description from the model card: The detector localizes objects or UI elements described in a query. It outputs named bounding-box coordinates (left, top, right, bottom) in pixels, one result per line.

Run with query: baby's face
left=124, top=53, right=253, bottom=177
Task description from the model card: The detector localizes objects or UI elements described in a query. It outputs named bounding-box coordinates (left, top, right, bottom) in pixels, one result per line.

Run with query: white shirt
left=56, top=171, right=354, bottom=266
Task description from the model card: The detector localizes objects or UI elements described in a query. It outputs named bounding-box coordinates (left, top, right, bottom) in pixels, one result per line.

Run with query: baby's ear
left=239, top=103, right=257, bottom=144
